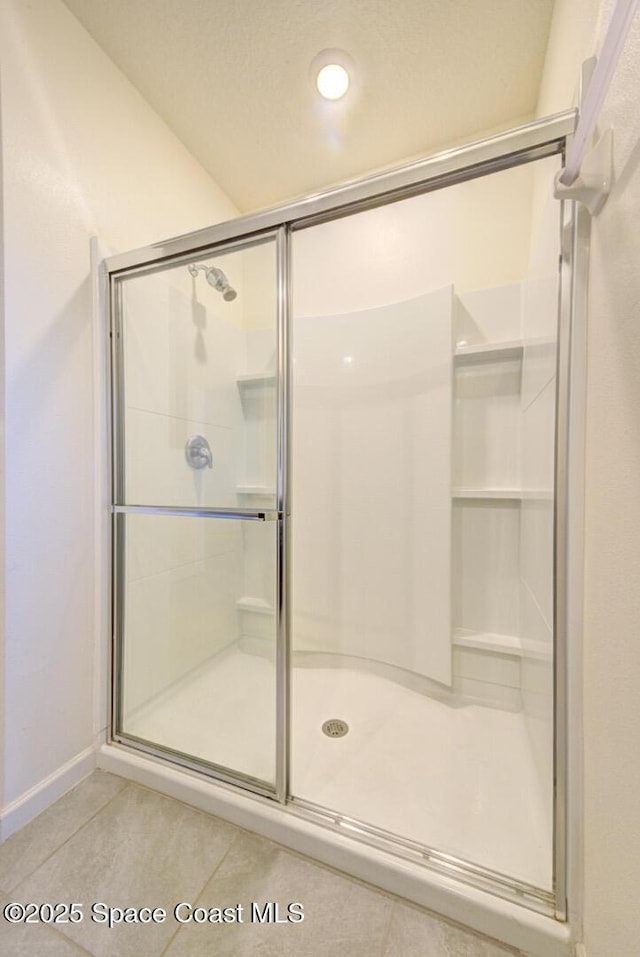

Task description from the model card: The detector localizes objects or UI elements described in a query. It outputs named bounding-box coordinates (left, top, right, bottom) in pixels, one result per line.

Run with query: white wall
left=0, top=91, right=5, bottom=811
left=0, top=0, right=238, bottom=817
left=537, top=2, right=640, bottom=954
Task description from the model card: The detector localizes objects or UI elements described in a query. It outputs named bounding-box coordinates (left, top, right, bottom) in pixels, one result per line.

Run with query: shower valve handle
left=185, top=435, right=213, bottom=470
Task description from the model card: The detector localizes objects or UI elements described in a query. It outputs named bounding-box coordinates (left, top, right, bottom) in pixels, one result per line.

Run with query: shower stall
left=102, top=110, right=583, bottom=938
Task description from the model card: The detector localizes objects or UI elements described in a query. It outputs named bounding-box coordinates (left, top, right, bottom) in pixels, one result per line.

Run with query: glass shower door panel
left=114, top=233, right=280, bottom=790
left=118, top=513, right=277, bottom=786
left=118, top=236, right=278, bottom=510
left=290, top=156, right=561, bottom=891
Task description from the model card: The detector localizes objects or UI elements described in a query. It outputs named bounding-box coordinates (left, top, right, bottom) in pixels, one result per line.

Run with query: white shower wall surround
left=123, top=243, right=278, bottom=511
left=120, top=240, right=278, bottom=730
left=291, top=282, right=555, bottom=703
left=102, top=118, right=583, bottom=956
left=291, top=288, right=454, bottom=686
left=122, top=274, right=556, bottom=720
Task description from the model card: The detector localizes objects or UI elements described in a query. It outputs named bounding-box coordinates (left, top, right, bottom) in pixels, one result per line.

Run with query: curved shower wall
left=291, top=288, right=454, bottom=684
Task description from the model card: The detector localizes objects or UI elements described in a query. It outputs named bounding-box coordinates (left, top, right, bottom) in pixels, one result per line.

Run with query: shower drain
left=322, top=719, right=349, bottom=738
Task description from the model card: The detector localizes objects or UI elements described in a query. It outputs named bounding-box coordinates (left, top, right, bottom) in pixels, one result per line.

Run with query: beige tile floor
left=0, top=771, right=527, bottom=957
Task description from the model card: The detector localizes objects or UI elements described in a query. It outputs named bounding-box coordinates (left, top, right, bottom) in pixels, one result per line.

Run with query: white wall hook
left=553, top=128, right=614, bottom=215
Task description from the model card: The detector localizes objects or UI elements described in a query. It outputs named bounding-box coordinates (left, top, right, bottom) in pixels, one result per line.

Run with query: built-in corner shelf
left=236, top=484, right=275, bottom=498
left=453, top=629, right=523, bottom=658
left=454, top=335, right=557, bottom=364
left=236, top=373, right=276, bottom=507
left=454, top=340, right=523, bottom=363
left=451, top=288, right=558, bottom=701
left=236, top=373, right=276, bottom=388
left=452, top=488, right=553, bottom=502
left=236, top=596, right=275, bottom=616
left=453, top=488, right=521, bottom=501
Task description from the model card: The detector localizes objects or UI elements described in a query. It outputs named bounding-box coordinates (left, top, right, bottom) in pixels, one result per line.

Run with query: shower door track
left=289, top=796, right=555, bottom=913
left=104, top=107, right=581, bottom=927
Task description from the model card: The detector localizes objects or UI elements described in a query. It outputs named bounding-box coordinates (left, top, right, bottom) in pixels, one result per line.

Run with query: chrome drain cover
left=322, top=719, right=349, bottom=738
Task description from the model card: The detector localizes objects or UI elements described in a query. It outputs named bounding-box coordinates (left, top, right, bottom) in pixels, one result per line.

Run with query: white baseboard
left=0, top=745, right=97, bottom=842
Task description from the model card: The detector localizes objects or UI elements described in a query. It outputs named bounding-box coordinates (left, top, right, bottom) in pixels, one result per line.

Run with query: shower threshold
left=97, top=736, right=573, bottom=957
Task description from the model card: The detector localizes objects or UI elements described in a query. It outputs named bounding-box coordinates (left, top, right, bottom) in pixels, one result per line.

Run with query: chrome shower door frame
left=108, top=228, right=286, bottom=800
left=104, top=108, right=581, bottom=923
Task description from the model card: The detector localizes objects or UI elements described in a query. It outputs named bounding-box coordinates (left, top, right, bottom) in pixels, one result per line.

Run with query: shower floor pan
left=124, top=645, right=551, bottom=890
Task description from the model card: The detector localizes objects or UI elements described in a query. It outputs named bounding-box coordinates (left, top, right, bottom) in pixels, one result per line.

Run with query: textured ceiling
left=62, top=0, right=555, bottom=212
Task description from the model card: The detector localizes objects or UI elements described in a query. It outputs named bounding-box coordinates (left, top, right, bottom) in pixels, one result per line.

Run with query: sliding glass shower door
left=111, top=233, right=282, bottom=793
left=107, top=111, right=575, bottom=916
left=289, top=156, right=561, bottom=894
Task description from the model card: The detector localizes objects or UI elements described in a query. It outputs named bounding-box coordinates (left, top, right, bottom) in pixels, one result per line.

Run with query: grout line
left=129, top=777, right=380, bottom=894
left=378, top=898, right=396, bottom=957
left=7, top=776, right=130, bottom=895
left=157, top=830, right=243, bottom=957
left=393, top=896, right=524, bottom=954
left=196, top=827, right=243, bottom=888
left=46, top=922, right=96, bottom=956
left=158, top=922, right=182, bottom=957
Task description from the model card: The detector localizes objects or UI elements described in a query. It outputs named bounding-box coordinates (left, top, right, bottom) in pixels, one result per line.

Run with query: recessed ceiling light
left=316, top=62, right=350, bottom=100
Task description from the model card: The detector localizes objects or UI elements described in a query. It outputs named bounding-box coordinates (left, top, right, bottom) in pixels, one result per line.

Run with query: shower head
left=205, top=265, right=237, bottom=301
left=188, top=263, right=237, bottom=301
